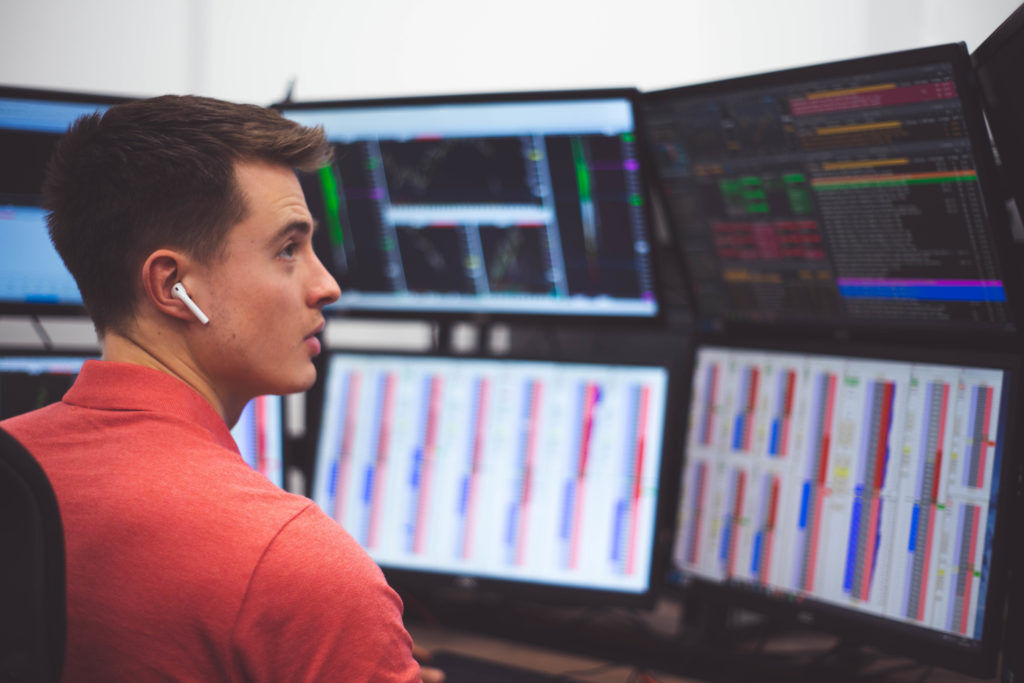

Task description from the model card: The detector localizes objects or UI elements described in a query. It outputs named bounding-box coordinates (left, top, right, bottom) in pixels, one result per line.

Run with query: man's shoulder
left=234, top=500, right=418, bottom=680
left=1, top=402, right=70, bottom=441
left=236, top=501, right=414, bottom=666
left=263, top=501, right=376, bottom=576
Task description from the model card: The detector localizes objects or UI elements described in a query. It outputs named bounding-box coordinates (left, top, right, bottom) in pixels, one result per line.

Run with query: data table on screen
left=643, top=45, right=1015, bottom=333
left=313, top=354, right=669, bottom=595
left=676, top=346, right=1005, bottom=641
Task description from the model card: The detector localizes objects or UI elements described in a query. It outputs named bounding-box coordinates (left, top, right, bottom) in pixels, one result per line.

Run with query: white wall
left=1, top=0, right=1020, bottom=104
left=184, top=0, right=1024, bottom=103
left=0, top=0, right=202, bottom=97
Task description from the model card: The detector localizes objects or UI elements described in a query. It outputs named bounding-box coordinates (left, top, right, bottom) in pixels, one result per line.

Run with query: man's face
left=191, top=161, right=340, bottom=411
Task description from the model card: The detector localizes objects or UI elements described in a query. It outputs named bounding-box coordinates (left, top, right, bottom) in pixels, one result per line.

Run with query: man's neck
left=101, top=330, right=236, bottom=425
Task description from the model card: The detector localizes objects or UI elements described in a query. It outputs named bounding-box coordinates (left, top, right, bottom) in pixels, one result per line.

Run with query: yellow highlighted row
left=813, top=169, right=976, bottom=185
left=806, top=83, right=896, bottom=100
left=815, top=120, right=902, bottom=136
left=822, top=158, right=909, bottom=172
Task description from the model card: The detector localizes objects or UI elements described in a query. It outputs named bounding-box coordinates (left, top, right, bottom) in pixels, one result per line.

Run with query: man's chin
left=287, top=365, right=319, bottom=395
left=257, top=366, right=317, bottom=399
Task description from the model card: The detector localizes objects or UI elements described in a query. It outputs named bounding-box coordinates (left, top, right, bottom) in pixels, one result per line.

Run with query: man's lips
left=305, top=321, right=325, bottom=354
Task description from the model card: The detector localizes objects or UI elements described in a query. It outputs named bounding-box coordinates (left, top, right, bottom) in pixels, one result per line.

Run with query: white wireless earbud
left=171, top=282, right=210, bottom=325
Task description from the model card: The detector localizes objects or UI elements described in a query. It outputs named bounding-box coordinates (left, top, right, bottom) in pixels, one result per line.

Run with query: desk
left=409, top=623, right=698, bottom=682
left=409, top=622, right=1002, bottom=682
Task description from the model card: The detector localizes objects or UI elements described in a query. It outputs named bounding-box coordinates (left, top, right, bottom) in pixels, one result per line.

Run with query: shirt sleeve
left=230, top=503, right=421, bottom=682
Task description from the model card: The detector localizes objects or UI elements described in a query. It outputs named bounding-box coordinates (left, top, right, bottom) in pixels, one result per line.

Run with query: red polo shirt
left=2, top=360, right=419, bottom=682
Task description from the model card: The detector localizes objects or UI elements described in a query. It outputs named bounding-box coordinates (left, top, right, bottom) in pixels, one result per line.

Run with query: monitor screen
left=311, top=352, right=670, bottom=599
left=0, top=86, right=129, bottom=313
left=643, top=44, right=1016, bottom=335
left=230, top=395, right=285, bottom=489
left=0, top=354, right=90, bottom=419
left=671, top=343, right=1016, bottom=675
left=278, top=90, right=660, bottom=320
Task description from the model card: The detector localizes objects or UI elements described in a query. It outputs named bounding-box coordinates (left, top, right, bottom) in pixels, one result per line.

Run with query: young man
left=1, top=96, right=432, bottom=680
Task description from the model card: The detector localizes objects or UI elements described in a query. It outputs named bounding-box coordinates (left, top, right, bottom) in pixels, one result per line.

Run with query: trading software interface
left=0, top=95, right=115, bottom=306
left=313, top=353, right=668, bottom=594
left=282, top=95, right=659, bottom=318
left=230, top=395, right=284, bottom=488
left=645, top=50, right=1012, bottom=330
left=674, top=346, right=1008, bottom=642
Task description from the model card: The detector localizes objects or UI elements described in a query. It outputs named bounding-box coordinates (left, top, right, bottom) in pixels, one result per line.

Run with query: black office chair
left=0, top=427, right=65, bottom=682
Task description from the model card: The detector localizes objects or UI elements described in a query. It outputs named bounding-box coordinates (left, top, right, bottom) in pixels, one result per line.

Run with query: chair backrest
left=0, top=427, right=65, bottom=683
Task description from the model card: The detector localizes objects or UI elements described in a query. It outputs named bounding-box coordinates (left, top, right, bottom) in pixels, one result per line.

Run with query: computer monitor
left=643, top=44, right=1018, bottom=336
left=0, top=86, right=130, bottom=314
left=311, top=352, right=673, bottom=602
left=0, top=354, right=91, bottom=419
left=277, top=90, right=661, bottom=321
left=230, top=395, right=285, bottom=489
left=972, top=4, right=1024, bottom=238
left=0, top=353, right=285, bottom=485
left=670, top=341, right=1019, bottom=677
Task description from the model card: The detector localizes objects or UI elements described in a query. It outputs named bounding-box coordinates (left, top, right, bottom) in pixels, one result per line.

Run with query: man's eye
left=281, top=243, right=298, bottom=258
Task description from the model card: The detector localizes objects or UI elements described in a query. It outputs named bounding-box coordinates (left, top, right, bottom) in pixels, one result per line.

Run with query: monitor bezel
left=0, top=84, right=133, bottom=317
left=304, top=342, right=690, bottom=608
left=273, top=87, right=668, bottom=328
left=641, top=43, right=1023, bottom=343
left=666, top=333, right=1021, bottom=678
left=972, top=3, right=1024, bottom=261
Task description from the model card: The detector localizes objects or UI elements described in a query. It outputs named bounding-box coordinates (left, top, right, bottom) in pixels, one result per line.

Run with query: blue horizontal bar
left=839, top=284, right=1006, bottom=302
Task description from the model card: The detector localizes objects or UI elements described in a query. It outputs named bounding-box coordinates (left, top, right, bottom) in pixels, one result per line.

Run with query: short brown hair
left=43, top=95, right=331, bottom=335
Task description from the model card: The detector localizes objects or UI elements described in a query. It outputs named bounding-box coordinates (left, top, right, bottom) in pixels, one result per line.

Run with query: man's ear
left=141, top=250, right=199, bottom=323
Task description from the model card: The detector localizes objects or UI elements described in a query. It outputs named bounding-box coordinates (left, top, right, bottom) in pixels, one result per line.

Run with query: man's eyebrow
left=269, top=218, right=317, bottom=244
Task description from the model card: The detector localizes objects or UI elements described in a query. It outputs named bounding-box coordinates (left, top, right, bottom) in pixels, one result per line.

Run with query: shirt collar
left=62, top=360, right=238, bottom=451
